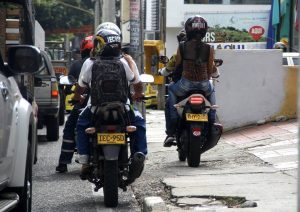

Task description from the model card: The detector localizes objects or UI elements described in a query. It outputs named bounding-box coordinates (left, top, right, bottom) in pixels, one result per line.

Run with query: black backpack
left=90, top=57, right=129, bottom=106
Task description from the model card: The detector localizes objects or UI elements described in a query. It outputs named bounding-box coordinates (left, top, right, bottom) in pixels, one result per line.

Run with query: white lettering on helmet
left=192, top=22, right=206, bottom=29
left=107, top=35, right=121, bottom=43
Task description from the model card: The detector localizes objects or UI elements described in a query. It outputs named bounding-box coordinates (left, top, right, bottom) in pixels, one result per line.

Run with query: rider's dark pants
left=58, top=105, right=81, bottom=164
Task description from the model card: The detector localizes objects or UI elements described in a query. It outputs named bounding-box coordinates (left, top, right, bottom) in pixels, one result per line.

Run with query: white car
left=0, top=46, right=41, bottom=211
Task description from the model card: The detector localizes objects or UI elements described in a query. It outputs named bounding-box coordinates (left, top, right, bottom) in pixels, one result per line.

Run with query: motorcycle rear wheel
left=187, top=125, right=203, bottom=167
left=103, top=160, right=119, bottom=207
left=177, top=130, right=187, bottom=161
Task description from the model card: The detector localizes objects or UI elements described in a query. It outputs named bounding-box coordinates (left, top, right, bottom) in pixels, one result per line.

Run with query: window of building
left=184, top=0, right=271, bottom=4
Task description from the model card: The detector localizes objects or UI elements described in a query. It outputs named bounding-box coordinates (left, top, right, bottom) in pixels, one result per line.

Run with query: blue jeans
left=166, top=77, right=216, bottom=135
left=58, top=106, right=81, bottom=164
left=76, top=106, right=148, bottom=158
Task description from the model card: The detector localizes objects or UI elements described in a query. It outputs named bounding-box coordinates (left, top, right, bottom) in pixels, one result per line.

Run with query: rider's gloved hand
left=158, top=67, right=170, bottom=76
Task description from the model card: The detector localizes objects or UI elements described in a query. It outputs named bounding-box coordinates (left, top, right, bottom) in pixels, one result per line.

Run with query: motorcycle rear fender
left=175, top=94, right=210, bottom=117
left=102, top=145, right=121, bottom=160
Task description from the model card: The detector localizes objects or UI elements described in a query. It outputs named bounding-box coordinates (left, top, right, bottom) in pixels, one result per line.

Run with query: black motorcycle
left=59, top=74, right=154, bottom=207
left=159, top=57, right=223, bottom=167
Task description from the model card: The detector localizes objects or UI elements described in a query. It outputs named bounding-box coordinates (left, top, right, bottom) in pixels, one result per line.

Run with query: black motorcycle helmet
left=184, top=15, right=208, bottom=40
left=93, top=28, right=122, bottom=57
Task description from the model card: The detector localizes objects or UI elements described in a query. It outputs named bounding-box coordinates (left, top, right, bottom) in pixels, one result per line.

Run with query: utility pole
left=129, top=0, right=143, bottom=72
left=93, top=0, right=101, bottom=32
left=102, top=0, right=116, bottom=23
left=129, top=0, right=145, bottom=117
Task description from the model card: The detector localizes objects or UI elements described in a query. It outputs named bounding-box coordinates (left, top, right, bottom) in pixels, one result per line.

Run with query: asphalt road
left=32, top=124, right=140, bottom=212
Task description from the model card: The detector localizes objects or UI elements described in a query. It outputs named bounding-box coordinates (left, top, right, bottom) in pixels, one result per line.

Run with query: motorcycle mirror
left=59, top=75, right=76, bottom=85
left=158, top=56, right=169, bottom=64
left=140, top=74, right=154, bottom=83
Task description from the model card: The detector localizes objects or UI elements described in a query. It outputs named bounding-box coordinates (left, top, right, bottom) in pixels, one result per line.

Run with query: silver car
left=34, top=51, right=63, bottom=141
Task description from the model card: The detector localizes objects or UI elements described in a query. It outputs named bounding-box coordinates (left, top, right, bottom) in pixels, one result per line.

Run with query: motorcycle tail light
left=192, top=127, right=201, bottom=136
left=189, top=96, right=204, bottom=105
left=107, top=125, right=117, bottom=132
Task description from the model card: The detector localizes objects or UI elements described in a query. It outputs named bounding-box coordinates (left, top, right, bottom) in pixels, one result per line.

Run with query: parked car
left=34, top=50, right=64, bottom=141
left=0, top=45, right=40, bottom=212
left=282, top=52, right=299, bottom=66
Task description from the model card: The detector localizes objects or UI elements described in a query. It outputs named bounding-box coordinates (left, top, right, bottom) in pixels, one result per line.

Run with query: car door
left=0, top=71, right=14, bottom=183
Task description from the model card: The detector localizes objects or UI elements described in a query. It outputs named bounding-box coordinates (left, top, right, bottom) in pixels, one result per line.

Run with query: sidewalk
left=144, top=109, right=298, bottom=212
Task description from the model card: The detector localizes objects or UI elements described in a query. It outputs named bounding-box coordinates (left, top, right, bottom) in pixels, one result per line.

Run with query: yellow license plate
left=186, top=113, right=208, bottom=122
left=97, top=133, right=126, bottom=145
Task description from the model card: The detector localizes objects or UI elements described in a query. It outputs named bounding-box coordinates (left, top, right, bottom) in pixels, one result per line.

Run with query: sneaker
left=55, top=164, right=68, bottom=173
left=80, top=164, right=91, bottom=180
left=163, top=136, right=176, bottom=147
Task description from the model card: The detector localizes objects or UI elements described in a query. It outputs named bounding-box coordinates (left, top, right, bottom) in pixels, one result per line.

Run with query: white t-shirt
left=78, top=57, right=140, bottom=88
left=78, top=57, right=140, bottom=108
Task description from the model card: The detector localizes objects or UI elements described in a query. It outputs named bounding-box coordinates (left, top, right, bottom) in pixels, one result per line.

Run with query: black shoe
left=126, top=152, right=145, bottom=185
left=163, top=136, right=176, bottom=147
left=55, top=164, right=68, bottom=173
left=80, top=164, right=91, bottom=180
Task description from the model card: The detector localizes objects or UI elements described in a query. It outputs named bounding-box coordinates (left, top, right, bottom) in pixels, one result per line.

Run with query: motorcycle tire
left=177, top=130, right=188, bottom=161
left=103, top=160, right=119, bottom=207
left=187, top=124, right=203, bottom=167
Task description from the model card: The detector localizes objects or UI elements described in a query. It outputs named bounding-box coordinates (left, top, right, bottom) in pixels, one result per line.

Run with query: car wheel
left=46, top=116, right=59, bottom=141
left=11, top=142, right=32, bottom=212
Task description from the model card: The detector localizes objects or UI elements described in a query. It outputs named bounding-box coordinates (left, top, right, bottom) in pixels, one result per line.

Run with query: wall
left=214, top=49, right=297, bottom=130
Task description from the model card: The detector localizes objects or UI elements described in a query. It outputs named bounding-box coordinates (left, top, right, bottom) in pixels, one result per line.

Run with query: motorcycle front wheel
left=103, top=160, right=119, bottom=207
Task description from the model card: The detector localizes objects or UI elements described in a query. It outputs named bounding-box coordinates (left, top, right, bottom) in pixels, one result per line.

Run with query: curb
left=143, top=196, right=168, bottom=212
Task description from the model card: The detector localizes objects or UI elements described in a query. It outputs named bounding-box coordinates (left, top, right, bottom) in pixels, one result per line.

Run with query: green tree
left=33, top=0, right=94, bottom=33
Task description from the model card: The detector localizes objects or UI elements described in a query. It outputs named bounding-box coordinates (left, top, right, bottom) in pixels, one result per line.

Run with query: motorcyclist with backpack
left=55, top=35, right=93, bottom=173
left=163, top=15, right=219, bottom=146
left=73, top=26, right=146, bottom=181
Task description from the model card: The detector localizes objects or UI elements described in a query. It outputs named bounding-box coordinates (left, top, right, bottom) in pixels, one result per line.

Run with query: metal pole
left=130, top=0, right=145, bottom=117
left=102, top=0, right=116, bottom=23
left=94, top=0, right=100, bottom=32
left=297, top=0, right=300, bottom=211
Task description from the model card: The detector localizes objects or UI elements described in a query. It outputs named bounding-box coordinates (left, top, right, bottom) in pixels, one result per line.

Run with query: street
left=33, top=109, right=298, bottom=212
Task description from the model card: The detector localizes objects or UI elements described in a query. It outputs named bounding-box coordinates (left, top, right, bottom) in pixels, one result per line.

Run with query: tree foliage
left=33, top=0, right=94, bottom=32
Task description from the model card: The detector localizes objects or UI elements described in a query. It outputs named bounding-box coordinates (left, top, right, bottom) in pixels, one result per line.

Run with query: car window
left=282, top=58, right=288, bottom=65
left=36, top=56, right=50, bottom=76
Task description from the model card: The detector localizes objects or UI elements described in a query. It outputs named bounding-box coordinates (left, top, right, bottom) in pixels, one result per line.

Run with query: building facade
left=144, top=0, right=298, bottom=57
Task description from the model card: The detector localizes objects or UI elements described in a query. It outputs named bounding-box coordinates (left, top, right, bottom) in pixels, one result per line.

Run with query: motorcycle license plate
left=97, top=133, right=126, bottom=145
left=186, top=113, right=208, bottom=122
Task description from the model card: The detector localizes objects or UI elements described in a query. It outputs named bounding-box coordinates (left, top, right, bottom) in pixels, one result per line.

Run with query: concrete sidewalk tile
left=239, top=128, right=270, bottom=140
left=256, top=124, right=290, bottom=135
left=222, top=133, right=253, bottom=145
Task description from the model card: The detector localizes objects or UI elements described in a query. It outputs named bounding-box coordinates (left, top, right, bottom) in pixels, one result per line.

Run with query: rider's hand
left=71, top=95, right=85, bottom=105
left=132, top=92, right=144, bottom=102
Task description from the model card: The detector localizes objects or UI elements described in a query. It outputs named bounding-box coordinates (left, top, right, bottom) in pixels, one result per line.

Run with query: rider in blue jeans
left=73, top=27, right=147, bottom=179
left=163, top=15, right=219, bottom=147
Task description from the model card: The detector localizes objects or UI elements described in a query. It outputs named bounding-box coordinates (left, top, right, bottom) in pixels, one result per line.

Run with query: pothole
left=172, top=196, right=257, bottom=209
